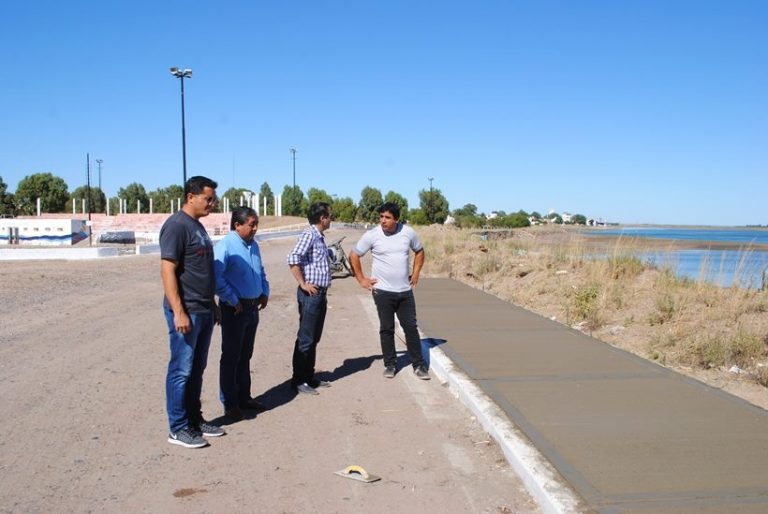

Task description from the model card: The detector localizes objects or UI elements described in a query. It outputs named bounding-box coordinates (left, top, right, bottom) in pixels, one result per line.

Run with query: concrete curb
left=425, top=338, right=586, bottom=514
left=0, top=247, right=119, bottom=260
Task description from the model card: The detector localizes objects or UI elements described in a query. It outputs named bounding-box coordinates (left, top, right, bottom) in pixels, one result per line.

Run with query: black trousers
left=372, top=289, right=424, bottom=369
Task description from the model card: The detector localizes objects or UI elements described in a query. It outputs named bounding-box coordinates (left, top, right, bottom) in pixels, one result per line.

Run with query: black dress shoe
left=239, top=398, right=267, bottom=411
left=224, top=407, right=244, bottom=421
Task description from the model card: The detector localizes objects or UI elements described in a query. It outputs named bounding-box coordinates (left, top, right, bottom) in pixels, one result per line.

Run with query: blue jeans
left=372, top=289, right=424, bottom=369
left=292, top=287, right=327, bottom=385
left=164, top=308, right=214, bottom=433
left=219, top=303, right=260, bottom=409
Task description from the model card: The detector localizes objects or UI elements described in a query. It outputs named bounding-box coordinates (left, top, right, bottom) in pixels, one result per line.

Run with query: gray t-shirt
left=353, top=223, right=423, bottom=293
left=160, top=211, right=215, bottom=314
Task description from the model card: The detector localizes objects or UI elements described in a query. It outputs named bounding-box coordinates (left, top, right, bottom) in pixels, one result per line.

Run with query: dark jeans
left=163, top=308, right=214, bottom=433
left=219, top=303, right=260, bottom=409
left=292, top=287, right=327, bottom=385
left=372, top=289, right=424, bottom=369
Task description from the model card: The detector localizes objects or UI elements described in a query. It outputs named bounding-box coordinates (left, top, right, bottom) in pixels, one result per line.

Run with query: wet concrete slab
left=416, top=278, right=768, bottom=513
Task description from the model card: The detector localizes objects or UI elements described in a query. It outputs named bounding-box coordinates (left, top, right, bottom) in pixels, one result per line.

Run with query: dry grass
left=419, top=225, right=768, bottom=393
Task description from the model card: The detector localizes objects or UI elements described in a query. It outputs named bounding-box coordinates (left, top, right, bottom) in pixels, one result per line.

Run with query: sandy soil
left=0, top=228, right=540, bottom=514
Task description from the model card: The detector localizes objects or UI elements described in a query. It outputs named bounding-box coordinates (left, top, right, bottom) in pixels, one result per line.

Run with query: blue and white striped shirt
left=287, top=225, right=331, bottom=288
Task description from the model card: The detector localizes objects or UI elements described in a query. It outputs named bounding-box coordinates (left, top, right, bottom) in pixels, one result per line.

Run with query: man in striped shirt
left=287, top=202, right=333, bottom=395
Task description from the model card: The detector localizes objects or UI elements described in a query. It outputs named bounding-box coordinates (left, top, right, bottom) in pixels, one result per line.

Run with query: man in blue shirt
left=286, top=202, right=333, bottom=395
left=214, top=206, right=270, bottom=421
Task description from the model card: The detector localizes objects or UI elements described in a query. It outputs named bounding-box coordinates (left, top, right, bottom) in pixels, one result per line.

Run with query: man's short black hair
left=230, top=206, right=257, bottom=230
left=307, top=202, right=331, bottom=225
left=378, top=202, right=400, bottom=220
left=184, top=176, right=218, bottom=197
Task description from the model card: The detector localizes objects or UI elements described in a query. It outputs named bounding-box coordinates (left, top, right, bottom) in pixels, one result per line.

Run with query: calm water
left=583, top=227, right=768, bottom=288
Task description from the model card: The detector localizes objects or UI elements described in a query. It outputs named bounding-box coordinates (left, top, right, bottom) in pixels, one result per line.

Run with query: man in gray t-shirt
left=349, top=202, right=430, bottom=380
left=160, top=175, right=225, bottom=449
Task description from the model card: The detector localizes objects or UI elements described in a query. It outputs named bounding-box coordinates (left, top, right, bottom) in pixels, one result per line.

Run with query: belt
left=238, top=297, right=260, bottom=306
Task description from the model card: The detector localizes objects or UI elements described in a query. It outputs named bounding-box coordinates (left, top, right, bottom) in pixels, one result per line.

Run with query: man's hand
left=357, top=277, right=379, bottom=291
left=301, top=283, right=319, bottom=296
left=259, top=295, right=269, bottom=310
left=174, top=311, right=191, bottom=334
left=213, top=303, right=221, bottom=325
left=409, top=274, right=420, bottom=288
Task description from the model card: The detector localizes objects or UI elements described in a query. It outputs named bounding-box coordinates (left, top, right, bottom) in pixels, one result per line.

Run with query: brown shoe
left=224, top=407, right=244, bottom=421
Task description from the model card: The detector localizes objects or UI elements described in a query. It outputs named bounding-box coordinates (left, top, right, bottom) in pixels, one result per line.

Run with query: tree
left=15, top=172, right=69, bottom=214
left=69, top=185, right=107, bottom=214
left=0, top=176, right=14, bottom=216
left=148, top=185, right=184, bottom=213
left=384, top=191, right=409, bottom=222
left=358, top=186, right=383, bottom=224
left=452, top=203, right=484, bottom=228
left=221, top=187, right=254, bottom=210
left=259, top=182, right=274, bottom=215
left=117, top=182, right=149, bottom=213
left=508, top=210, right=531, bottom=228
left=408, top=208, right=429, bottom=225
left=418, top=187, right=449, bottom=224
left=307, top=187, right=333, bottom=206
left=281, top=184, right=306, bottom=216
left=332, top=196, right=357, bottom=222
left=571, top=214, right=587, bottom=225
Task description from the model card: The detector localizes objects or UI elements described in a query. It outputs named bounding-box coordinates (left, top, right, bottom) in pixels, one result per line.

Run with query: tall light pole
left=290, top=148, right=297, bottom=193
left=427, top=176, right=434, bottom=223
left=170, top=67, right=193, bottom=186
left=95, top=159, right=103, bottom=191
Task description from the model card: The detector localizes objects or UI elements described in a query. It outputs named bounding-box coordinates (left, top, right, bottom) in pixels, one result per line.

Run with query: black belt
left=238, top=297, right=260, bottom=306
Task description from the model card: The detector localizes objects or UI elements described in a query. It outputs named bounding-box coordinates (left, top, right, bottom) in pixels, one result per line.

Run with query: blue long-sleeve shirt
left=214, top=231, right=270, bottom=306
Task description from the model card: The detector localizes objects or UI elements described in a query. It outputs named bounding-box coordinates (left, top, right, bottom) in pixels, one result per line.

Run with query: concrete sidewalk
left=416, top=278, right=768, bottom=514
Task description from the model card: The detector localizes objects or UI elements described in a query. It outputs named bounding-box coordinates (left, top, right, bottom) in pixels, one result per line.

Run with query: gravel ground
left=0, top=228, right=540, bottom=514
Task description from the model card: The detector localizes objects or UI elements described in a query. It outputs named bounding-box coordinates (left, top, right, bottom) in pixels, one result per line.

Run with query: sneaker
left=193, top=420, right=225, bottom=437
left=383, top=366, right=396, bottom=379
left=168, top=427, right=209, bottom=449
left=414, top=365, right=431, bottom=380
left=308, top=378, right=331, bottom=388
left=295, top=382, right=320, bottom=395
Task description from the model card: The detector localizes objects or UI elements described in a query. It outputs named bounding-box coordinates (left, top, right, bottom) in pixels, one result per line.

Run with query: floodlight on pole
left=95, top=159, right=103, bottom=191
left=170, top=67, right=193, bottom=186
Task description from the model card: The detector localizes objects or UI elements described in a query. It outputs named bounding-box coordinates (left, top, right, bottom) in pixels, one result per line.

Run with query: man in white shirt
left=349, top=202, right=430, bottom=380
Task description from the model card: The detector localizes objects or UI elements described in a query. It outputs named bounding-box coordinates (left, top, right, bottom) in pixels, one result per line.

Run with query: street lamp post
left=170, top=67, right=193, bottom=186
left=427, top=176, right=434, bottom=223
left=95, top=159, right=103, bottom=191
left=290, top=148, right=297, bottom=193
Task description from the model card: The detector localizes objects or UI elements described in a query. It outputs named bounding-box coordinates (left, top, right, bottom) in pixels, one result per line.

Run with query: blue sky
left=1, top=1, right=766, bottom=225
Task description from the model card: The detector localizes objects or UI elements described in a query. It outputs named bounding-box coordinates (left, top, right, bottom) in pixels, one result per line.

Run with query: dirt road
left=0, top=228, right=540, bottom=513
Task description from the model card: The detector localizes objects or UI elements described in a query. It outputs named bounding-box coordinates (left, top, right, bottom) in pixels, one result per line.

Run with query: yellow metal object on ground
left=334, top=465, right=381, bottom=483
